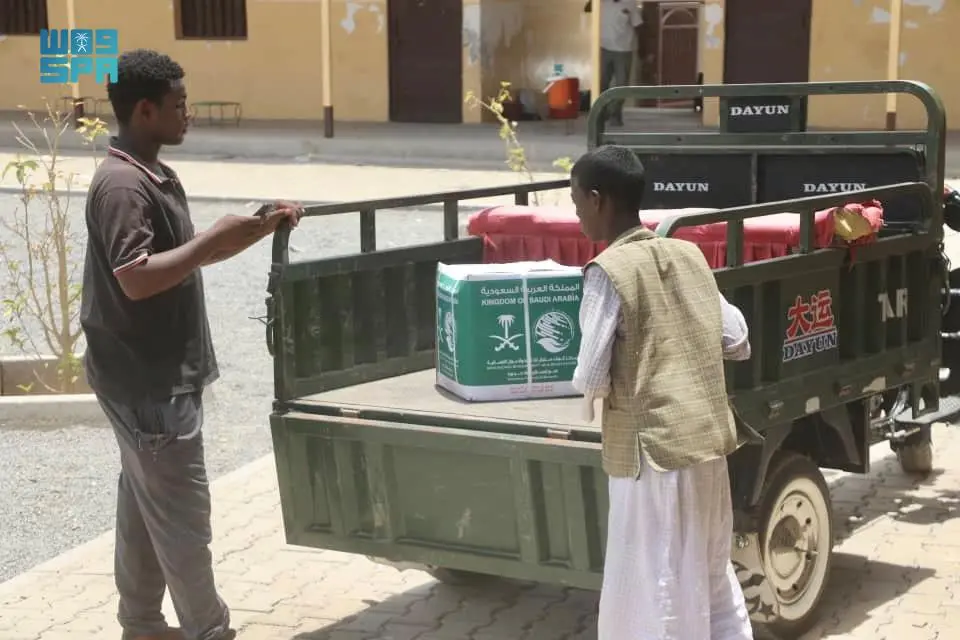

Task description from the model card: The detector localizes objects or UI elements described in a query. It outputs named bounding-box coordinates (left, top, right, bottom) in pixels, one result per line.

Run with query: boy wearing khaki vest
left=570, top=146, right=753, bottom=639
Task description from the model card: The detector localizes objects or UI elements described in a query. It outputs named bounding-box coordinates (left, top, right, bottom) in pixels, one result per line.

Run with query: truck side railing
left=270, top=179, right=570, bottom=265
left=655, top=181, right=937, bottom=267
left=266, top=179, right=569, bottom=402
left=589, top=81, right=946, bottom=225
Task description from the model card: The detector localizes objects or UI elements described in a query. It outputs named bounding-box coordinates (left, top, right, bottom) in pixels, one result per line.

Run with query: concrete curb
left=0, top=393, right=105, bottom=429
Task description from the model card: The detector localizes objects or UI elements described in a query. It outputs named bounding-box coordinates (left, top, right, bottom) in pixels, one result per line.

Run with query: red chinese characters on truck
left=782, top=289, right=839, bottom=362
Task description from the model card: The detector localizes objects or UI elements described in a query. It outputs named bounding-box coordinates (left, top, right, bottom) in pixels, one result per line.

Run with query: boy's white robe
left=573, top=265, right=754, bottom=640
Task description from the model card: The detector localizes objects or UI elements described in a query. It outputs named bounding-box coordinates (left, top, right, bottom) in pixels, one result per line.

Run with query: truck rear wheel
left=756, top=452, right=834, bottom=638
left=896, top=427, right=934, bottom=474
left=898, top=442, right=933, bottom=473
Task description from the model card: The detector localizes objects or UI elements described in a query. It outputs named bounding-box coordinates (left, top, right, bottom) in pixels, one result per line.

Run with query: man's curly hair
left=571, top=145, right=647, bottom=213
left=107, top=49, right=185, bottom=125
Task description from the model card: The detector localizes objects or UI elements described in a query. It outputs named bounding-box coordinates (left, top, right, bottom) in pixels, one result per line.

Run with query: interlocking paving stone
left=2, top=426, right=959, bottom=639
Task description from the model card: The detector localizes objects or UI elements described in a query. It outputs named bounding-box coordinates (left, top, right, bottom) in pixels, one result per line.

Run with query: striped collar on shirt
left=106, top=142, right=175, bottom=185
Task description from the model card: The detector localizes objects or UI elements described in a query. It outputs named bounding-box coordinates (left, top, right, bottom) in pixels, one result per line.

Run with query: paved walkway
left=0, top=151, right=567, bottom=208
left=2, top=423, right=959, bottom=640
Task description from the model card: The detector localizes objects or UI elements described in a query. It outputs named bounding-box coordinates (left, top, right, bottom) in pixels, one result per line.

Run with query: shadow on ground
left=830, top=452, right=960, bottom=539
left=290, top=577, right=598, bottom=640
left=240, top=446, right=958, bottom=640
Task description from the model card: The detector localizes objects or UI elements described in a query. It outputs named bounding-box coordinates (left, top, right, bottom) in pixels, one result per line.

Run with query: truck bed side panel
left=720, top=234, right=940, bottom=428
left=271, top=410, right=606, bottom=589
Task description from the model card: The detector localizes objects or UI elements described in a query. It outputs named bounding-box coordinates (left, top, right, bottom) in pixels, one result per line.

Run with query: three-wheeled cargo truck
left=264, top=81, right=957, bottom=637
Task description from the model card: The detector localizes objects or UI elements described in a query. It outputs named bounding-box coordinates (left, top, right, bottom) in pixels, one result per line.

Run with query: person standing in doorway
left=585, top=0, right=644, bottom=126
left=80, top=49, right=303, bottom=640
left=569, top=145, right=754, bottom=640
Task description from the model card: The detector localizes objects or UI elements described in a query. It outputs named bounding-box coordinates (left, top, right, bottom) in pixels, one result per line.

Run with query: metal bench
left=190, top=101, right=242, bottom=127
left=57, top=96, right=111, bottom=123
left=58, top=95, right=91, bottom=118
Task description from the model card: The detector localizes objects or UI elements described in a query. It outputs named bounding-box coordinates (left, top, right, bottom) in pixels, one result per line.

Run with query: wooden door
left=637, top=2, right=660, bottom=91
left=657, top=2, right=699, bottom=107
left=723, top=0, right=812, bottom=84
left=636, top=2, right=699, bottom=108
left=388, top=0, right=463, bottom=123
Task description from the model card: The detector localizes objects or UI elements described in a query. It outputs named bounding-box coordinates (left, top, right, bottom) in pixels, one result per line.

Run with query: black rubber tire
left=754, top=452, right=834, bottom=639
left=890, top=410, right=935, bottom=475
left=897, top=440, right=934, bottom=474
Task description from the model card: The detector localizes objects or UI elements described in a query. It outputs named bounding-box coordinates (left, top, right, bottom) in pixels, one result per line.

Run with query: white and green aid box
left=435, top=260, right=583, bottom=402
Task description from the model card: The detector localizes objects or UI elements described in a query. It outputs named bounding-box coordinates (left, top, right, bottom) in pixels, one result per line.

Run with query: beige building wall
left=699, top=0, right=724, bottom=127
left=0, top=0, right=590, bottom=124
left=8, top=1, right=955, bottom=127
left=328, top=0, right=390, bottom=122
left=462, top=0, right=591, bottom=123
left=700, top=0, right=957, bottom=130
left=476, top=0, right=591, bottom=105
left=0, top=1, right=71, bottom=112
left=2, top=0, right=330, bottom=120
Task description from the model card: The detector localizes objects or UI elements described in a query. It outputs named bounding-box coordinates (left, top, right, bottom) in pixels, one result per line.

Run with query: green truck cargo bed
left=300, top=369, right=598, bottom=429
left=267, top=80, right=952, bottom=637
left=274, top=370, right=607, bottom=589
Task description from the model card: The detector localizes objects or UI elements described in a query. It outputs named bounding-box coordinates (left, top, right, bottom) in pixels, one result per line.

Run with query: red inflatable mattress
left=466, top=203, right=884, bottom=268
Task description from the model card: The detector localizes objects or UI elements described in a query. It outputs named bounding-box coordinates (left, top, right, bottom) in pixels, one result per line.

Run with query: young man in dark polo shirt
left=80, top=49, right=303, bottom=640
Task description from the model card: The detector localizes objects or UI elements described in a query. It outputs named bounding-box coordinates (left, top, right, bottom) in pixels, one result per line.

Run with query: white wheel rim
left=762, top=475, right=831, bottom=621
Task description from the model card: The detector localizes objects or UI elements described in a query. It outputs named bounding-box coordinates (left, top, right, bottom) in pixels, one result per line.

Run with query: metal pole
left=885, top=0, right=903, bottom=131
left=65, top=0, right=83, bottom=127
left=591, top=0, right=601, bottom=115
left=321, top=0, right=334, bottom=138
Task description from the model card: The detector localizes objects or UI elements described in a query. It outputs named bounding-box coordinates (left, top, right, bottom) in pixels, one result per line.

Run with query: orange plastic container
left=547, top=77, right=580, bottom=120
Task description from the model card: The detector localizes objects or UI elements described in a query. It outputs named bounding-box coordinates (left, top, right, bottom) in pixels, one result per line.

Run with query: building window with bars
left=176, top=0, right=248, bottom=40
left=0, top=0, right=49, bottom=35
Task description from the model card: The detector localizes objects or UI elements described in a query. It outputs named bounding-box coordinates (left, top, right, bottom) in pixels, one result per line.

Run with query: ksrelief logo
left=535, top=311, right=576, bottom=354
left=442, top=311, right=456, bottom=352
